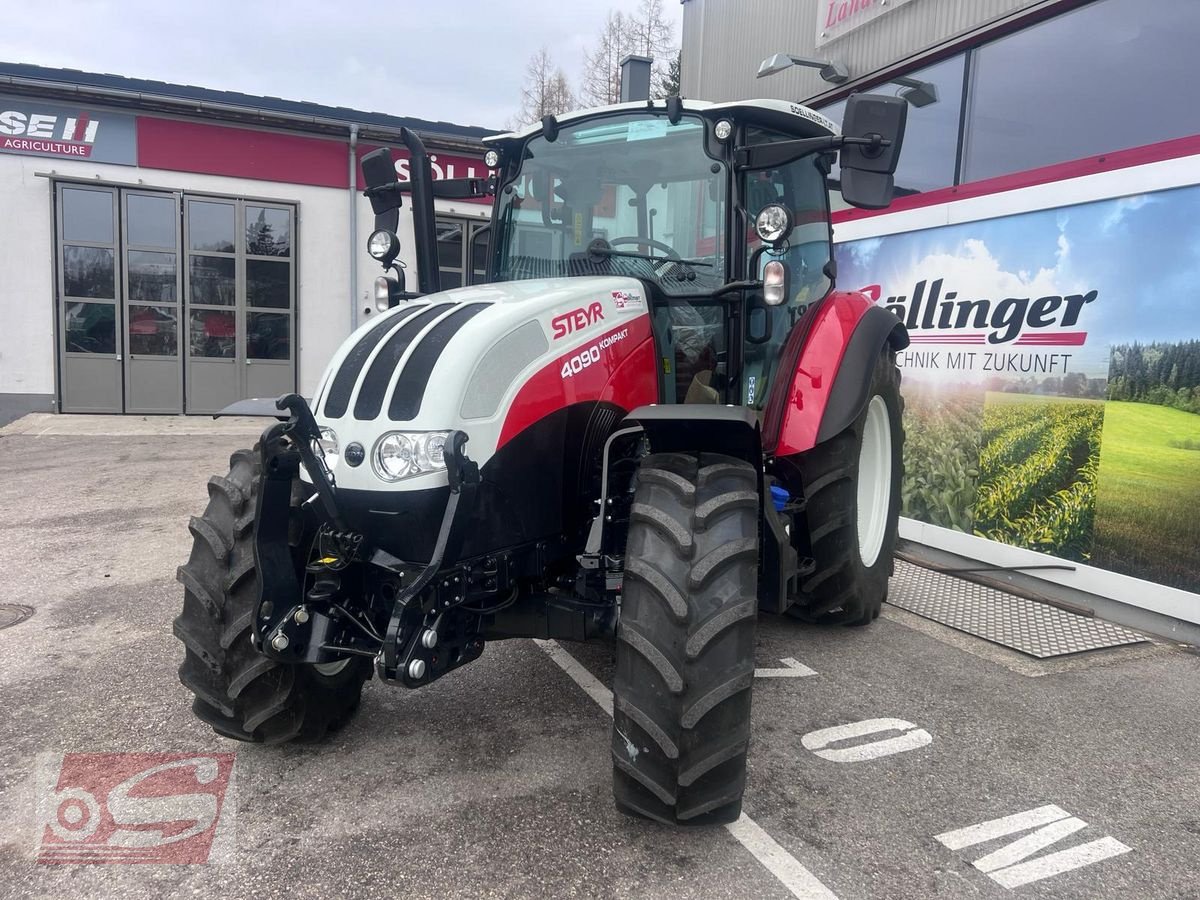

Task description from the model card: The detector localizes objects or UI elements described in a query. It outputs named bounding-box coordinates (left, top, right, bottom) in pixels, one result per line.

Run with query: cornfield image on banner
left=974, top=393, right=1103, bottom=561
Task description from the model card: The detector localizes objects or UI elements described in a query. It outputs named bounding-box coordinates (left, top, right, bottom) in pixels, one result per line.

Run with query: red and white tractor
left=175, top=93, right=909, bottom=826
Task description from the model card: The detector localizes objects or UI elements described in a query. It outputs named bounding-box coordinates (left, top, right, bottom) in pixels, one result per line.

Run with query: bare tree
left=580, top=2, right=677, bottom=107
left=654, top=49, right=682, bottom=99
left=629, top=0, right=673, bottom=60
left=515, top=47, right=576, bottom=127
left=579, top=11, right=633, bottom=108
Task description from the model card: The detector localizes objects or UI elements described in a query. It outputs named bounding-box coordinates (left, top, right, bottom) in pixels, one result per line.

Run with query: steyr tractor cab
left=175, top=94, right=909, bottom=826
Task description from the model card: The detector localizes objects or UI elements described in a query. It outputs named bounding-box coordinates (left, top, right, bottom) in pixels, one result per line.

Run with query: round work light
left=755, top=204, right=793, bottom=245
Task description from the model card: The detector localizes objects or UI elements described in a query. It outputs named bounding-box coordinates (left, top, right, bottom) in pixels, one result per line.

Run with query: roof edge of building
left=0, top=64, right=493, bottom=153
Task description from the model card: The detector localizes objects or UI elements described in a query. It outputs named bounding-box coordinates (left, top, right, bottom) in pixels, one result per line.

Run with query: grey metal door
left=57, top=184, right=122, bottom=413
left=184, top=198, right=239, bottom=414
left=185, top=197, right=295, bottom=413
left=122, top=190, right=183, bottom=413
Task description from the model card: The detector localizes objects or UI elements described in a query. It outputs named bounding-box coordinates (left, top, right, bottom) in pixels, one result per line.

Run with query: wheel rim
left=313, top=659, right=352, bottom=677
left=856, top=395, right=892, bottom=568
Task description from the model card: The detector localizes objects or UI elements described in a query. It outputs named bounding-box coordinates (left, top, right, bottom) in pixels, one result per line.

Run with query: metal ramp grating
left=887, top=560, right=1149, bottom=659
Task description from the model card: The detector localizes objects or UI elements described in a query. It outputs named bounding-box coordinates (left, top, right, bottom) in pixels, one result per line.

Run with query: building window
left=436, top=216, right=489, bottom=287
left=962, top=0, right=1200, bottom=182
left=820, top=53, right=966, bottom=197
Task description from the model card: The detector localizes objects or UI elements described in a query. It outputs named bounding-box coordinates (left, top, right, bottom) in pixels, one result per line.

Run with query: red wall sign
left=355, top=144, right=494, bottom=205
left=136, top=115, right=490, bottom=203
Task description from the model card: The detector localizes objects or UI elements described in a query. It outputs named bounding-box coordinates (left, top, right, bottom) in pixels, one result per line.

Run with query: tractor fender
left=816, top=304, right=909, bottom=445
left=621, top=404, right=762, bottom=468
left=763, top=292, right=908, bottom=457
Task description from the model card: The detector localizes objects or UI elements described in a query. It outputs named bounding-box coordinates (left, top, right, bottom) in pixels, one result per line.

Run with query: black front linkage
left=251, top=394, right=483, bottom=686
left=252, top=394, right=346, bottom=660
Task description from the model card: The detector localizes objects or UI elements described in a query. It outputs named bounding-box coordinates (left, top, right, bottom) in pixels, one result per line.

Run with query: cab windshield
left=493, top=113, right=726, bottom=295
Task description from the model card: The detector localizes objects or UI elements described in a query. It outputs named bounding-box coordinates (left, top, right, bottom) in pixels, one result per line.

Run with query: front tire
left=612, top=452, right=759, bottom=826
left=788, top=349, right=903, bottom=626
left=173, top=446, right=371, bottom=744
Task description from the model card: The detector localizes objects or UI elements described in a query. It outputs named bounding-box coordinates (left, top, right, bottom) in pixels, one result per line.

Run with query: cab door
left=741, top=154, right=834, bottom=409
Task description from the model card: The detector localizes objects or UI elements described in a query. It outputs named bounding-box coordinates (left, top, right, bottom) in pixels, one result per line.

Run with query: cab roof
left=484, top=98, right=840, bottom=148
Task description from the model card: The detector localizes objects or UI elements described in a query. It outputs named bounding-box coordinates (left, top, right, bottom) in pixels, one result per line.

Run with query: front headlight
left=374, top=431, right=452, bottom=482
left=314, top=427, right=339, bottom=467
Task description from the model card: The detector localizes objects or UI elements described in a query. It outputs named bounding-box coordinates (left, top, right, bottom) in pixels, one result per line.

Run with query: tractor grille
left=388, top=303, right=490, bottom=420
left=354, top=303, right=455, bottom=420
left=322, top=304, right=428, bottom=419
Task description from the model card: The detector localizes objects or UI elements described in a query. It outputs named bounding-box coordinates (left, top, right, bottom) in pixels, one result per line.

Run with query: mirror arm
left=712, top=279, right=762, bottom=299
left=735, top=136, right=838, bottom=171
left=734, top=134, right=893, bottom=171
left=392, top=175, right=497, bottom=200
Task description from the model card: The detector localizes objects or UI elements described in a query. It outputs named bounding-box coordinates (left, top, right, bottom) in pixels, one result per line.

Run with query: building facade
left=0, top=63, right=493, bottom=422
left=683, top=0, right=1200, bottom=627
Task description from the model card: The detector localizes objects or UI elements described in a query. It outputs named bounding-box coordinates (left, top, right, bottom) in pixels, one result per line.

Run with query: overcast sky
left=0, top=0, right=684, bottom=131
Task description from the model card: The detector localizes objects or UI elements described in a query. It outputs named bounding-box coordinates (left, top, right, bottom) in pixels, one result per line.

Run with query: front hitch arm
left=274, top=393, right=345, bottom=531
left=253, top=393, right=348, bottom=659
left=378, top=431, right=480, bottom=681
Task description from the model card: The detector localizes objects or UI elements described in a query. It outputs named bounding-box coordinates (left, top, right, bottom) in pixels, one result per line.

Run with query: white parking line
left=755, top=657, right=818, bottom=678
left=532, top=639, right=839, bottom=900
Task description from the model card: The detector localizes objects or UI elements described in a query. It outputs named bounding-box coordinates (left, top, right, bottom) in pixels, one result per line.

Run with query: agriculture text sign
left=836, top=184, right=1200, bottom=596
left=0, top=95, right=137, bottom=165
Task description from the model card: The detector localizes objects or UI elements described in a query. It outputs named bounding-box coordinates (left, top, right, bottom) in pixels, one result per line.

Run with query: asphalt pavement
left=1, top=415, right=1197, bottom=899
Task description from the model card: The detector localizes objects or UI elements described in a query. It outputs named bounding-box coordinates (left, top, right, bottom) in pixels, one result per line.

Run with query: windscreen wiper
left=585, top=239, right=714, bottom=268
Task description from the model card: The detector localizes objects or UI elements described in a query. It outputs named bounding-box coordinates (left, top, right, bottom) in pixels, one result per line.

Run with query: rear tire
left=612, top=452, right=759, bottom=826
left=173, top=446, right=371, bottom=744
left=788, top=349, right=903, bottom=626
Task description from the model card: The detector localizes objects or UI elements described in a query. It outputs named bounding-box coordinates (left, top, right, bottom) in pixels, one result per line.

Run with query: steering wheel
left=608, top=236, right=681, bottom=260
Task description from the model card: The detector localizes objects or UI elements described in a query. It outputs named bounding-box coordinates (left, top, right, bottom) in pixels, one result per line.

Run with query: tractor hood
left=310, top=276, right=654, bottom=492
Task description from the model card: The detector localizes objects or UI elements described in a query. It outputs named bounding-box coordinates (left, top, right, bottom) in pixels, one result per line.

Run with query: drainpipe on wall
left=348, top=123, right=360, bottom=331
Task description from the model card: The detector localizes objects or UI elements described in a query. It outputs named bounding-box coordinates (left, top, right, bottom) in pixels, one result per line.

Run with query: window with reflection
left=246, top=207, right=291, bottom=257
left=128, top=251, right=176, bottom=303
left=246, top=259, right=290, bottom=308
left=963, top=0, right=1200, bottom=182
left=65, top=302, right=116, bottom=354
left=128, top=305, right=178, bottom=356
left=190, top=310, right=236, bottom=358
left=62, top=189, right=114, bottom=244
left=247, top=312, right=290, bottom=360
left=127, top=195, right=176, bottom=248
left=189, top=256, right=236, bottom=305
left=437, top=216, right=491, bottom=287
left=820, top=53, right=965, bottom=197
left=189, top=201, right=235, bottom=253
left=63, top=246, right=116, bottom=299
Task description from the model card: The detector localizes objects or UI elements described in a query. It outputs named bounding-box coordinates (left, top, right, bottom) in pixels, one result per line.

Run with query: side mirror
left=839, top=93, right=908, bottom=210
left=361, top=147, right=403, bottom=233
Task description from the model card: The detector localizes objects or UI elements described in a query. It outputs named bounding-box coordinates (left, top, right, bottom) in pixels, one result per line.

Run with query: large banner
left=835, top=183, right=1200, bottom=595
